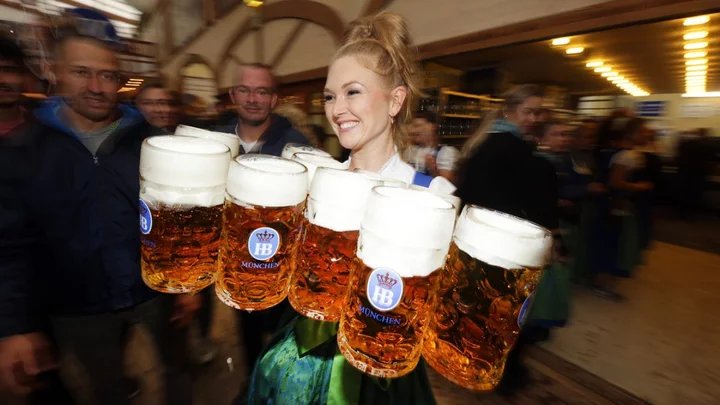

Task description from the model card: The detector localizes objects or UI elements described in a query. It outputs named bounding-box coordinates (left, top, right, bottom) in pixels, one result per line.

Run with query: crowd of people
left=0, top=6, right=717, bottom=405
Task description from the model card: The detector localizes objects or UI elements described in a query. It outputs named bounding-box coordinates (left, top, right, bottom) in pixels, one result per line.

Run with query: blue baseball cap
left=57, top=7, right=124, bottom=49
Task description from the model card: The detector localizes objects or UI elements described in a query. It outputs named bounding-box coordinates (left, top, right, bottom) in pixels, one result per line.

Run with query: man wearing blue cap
left=0, top=10, right=195, bottom=405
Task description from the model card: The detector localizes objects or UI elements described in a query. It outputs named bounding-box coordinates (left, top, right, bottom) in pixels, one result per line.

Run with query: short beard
left=239, top=111, right=270, bottom=127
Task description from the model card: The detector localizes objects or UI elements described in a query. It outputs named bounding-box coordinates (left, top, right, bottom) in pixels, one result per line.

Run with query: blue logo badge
left=139, top=199, right=152, bottom=235
left=518, top=292, right=536, bottom=328
left=248, top=227, right=281, bottom=261
left=366, top=268, right=404, bottom=312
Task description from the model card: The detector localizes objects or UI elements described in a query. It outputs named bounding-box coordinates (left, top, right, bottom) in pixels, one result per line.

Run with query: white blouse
left=343, top=152, right=457, bottom=195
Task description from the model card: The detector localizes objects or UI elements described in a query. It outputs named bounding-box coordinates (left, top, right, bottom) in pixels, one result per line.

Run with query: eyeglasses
left=232, top=86, right=273, bottom=99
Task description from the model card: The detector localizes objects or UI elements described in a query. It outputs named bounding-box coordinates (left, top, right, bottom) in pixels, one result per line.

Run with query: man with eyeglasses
left=0, top=10, right=195, bottom=405
left=220, top=63, right=308, bottom=154
left=134, top=82, right=179, bottom=134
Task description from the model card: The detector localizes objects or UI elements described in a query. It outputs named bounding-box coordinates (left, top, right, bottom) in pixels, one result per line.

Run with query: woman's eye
left=347, top=89, right=360, bottom=96
left=324, top=95, right=334, bottom=102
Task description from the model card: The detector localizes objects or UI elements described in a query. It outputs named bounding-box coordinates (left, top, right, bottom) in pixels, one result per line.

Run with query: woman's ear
left=388, top=85, right=407, bottom=118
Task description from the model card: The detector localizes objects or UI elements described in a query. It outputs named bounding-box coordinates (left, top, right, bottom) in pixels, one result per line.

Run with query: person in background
left=454, top=84, right=559, bottom=396
left=134, top=81, right=179, bottom=134
left=218, top=63, right=308, bottom=155
left=220, top=62, right=309, bottom=403
left=0, top=12, right=196, bottom=405
left=273, top=102, right=320, bottom=147
left=0, top=35, right=30, bottom=137
left=407, top=111, right=458, bottom=183
left=0, top=32, right=76, bottom=405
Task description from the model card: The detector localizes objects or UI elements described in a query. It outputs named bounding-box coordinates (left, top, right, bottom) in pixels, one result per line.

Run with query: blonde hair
left=332, top=11, right=421, bottom=152
left=457, top=84, right=544, bottom=170
left=273, top=103, right=319, bottom=146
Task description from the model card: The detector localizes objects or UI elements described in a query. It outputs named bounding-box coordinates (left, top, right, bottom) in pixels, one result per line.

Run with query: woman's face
left=505, top=96, right=543, bottom=136
left=324, top=55, right=405, bottom=152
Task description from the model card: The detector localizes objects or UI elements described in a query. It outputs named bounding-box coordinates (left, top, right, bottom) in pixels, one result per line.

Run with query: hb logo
left=139, top=199, right=152, bottom=235
left=248, top=227, right=281, bottom=261
left=517, top=292, right=536, bottom=328
left=366, top=268, right=404, bottom=312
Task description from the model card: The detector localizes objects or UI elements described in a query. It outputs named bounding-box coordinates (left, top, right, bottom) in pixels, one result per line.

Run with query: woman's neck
left=348, top=132, right=396, bottom=172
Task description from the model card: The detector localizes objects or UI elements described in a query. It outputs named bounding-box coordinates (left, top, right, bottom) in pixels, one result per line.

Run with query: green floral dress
left=247, top=316, right=437, bottom=405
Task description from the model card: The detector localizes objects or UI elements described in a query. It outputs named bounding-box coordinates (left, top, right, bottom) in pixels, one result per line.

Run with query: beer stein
left=338, top=186, right=456, bottom=378
left=423, top=205, right=551, bottom=391
left=290, top=152, right=346, bottom=189
left=215, top=155, right=308, bottom=311
left=139, top=135, right=232, bottom=293
left=175, top=124, right=240, bottom=157
left=289, top=168, right=381, bottom=321
left=281, top=142, right=332, bottom=160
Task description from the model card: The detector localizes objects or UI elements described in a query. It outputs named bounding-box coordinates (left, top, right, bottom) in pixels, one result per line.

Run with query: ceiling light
left=614, top=80, right=629, bottom=84
left=586, top=61, right=603, bottom=68
left=566, top=47, right=584, bottom=54
left=684, top=42, right=708, bottom=50
left=601, top=72, right=618, bottom=77
left=552, top=37, right=570, bottom=46
left=683, top=92, right=720, bottom=98
left=686, top=59, right=708, bottom=65
left=594, top=67, right=612, bottom=73
left=685, top=51, right=707, bottom=58
left=687, top=65, right=708, bottom=71
left=684, top=31, right=708, bottom=40
left=686, top=71, right=707, bottom=77
left=684, top=16, right=710, bottom=26
left=686, top=78, right=707, bottom=83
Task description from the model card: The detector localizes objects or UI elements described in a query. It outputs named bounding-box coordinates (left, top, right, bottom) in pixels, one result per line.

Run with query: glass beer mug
left=423, top=205, right=552, bottom=391
left=215, top=155, right=308, bottom=311
left=139, top=135, right=232, bottom=293
left=281, top=143, right=331, bottom=160
left=290, top=152, right=346, bottom=188
left=175, top=124, right=240, bottom=157
left=288, top=168, right=381, bottom=321
left=338, top=186, right=456, bottom=378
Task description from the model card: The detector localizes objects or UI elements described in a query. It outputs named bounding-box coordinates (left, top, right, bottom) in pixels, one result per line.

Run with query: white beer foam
left=453, top=205, right=552, bottom=269
left=175, top=124, right=240, bottom=157
left=140, top=186, right=225, bottom=207
left=140, top=135, right=231, bottom=189
left=226, top=154, right=308, bottom=207
left=281, top=143, right=331, bottom=160
left=306, top=168, right=381, bottom=232
left=408, top=184, right=461, bottom=216
left=353, top=169, right=408, bottom=187
left=359, top=186, right=456, bottom=277
left=291, top=153, right=346, bottom=189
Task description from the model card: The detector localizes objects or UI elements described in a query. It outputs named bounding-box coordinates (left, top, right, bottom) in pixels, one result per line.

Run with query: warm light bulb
left=687, top=65, right=708, bottom=71
left=685, top=51, right=707, bottom=58
left=552, top=37, right=570, bottom=46
left=684, top=31, right=708, bottom=40
left=684, top=42, right=708, bottom=50
left=686, top=59, right=708, bottom=65
left=601, top=72, right=618, bottom=77
left=594, top=67, right=611, bottom=73
left=586, top=61, right=603, bottom=68
left=686, top=71, right=707, bottom=77
left=684, top=16, right=710, bottom=26
left=566, top=47, right=584, bottom=54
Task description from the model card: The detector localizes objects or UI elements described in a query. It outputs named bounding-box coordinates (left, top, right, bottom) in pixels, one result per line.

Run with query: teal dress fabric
left=247, top=316, right=438, bottom=405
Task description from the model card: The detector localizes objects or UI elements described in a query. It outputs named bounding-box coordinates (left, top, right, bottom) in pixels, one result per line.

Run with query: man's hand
left=171, top=294, right=202, bottom=327
left=0, top=332, right=56, bottom=396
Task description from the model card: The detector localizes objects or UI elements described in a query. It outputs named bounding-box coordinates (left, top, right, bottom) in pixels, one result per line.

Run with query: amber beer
left=139, top=136, right=232, bottom=293
left=288, top=168, right=381, bottom=321
left=216, top=155, right=308, bottom=311
left=175, top=124, right=240, bottom=157
left=423, top=206, right=552, bottom=391
left=338, top=186, right=456, bottom=378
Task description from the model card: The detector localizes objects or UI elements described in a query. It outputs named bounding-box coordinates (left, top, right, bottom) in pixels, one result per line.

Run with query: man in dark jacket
left=0, top=15, right=195, bottom=405
left=222, top=63, right=308, bottom=404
